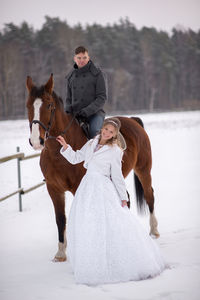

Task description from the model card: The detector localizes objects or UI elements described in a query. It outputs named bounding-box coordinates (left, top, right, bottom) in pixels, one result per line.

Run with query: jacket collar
left=74, top=61, right=91, bottom=74
left=83, top=135, right=111, bottom=169
left=90, top=135, right=110, bottom=155
left=89, top=61, right=101, bottom=76
left=74, top=60, right=100, bottom=76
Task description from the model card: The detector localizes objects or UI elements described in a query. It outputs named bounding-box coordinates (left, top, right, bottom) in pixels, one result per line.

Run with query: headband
left=105, top=120, right=119, bottom=128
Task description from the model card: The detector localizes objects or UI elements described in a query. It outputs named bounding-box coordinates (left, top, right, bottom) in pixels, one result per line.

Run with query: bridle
left=30, top=102, right=76, bottom=140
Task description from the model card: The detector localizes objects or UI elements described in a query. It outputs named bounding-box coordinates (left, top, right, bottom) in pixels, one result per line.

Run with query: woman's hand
left=56, top=135, right=68, bottom=151
left=121, top=200, right=128, bottom=207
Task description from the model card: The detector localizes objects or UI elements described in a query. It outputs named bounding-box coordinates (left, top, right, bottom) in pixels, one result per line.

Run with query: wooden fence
left=0, top=147, right=45, bottom=211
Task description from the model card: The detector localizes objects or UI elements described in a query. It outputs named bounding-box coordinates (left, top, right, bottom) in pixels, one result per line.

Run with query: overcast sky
left=0, top=0, right=200, bottom=33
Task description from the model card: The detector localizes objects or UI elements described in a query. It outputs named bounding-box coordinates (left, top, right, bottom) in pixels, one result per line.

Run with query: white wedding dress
left=61, top=137, right=166, bottom=285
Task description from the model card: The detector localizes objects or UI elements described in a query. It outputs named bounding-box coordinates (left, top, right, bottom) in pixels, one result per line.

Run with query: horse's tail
left=131, top=117, right=144, bottom=128
left=134, top=173, right=147, bottom=214
left=131, top=117, right=146, bottom=213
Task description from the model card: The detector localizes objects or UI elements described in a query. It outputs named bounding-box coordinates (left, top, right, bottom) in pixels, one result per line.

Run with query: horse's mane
left=52, top=91, right=64, bottom=109
left=30, top=86, right=64, bottom=110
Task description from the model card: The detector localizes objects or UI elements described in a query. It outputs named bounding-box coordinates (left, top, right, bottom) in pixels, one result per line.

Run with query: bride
left=56, top=117, right=166, bottom=285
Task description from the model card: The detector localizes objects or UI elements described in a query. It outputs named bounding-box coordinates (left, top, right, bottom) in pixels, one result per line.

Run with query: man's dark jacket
left=65, top=60, right=107, bottom=118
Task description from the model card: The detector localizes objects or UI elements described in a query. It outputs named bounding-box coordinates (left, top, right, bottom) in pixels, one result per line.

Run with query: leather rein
left=30, top=103, right=76, bottom=140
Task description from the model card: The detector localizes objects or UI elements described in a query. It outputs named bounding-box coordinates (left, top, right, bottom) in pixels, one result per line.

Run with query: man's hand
left=76, top=114, right=87, bottom=126
left=77, top=109, right=87, bottom=118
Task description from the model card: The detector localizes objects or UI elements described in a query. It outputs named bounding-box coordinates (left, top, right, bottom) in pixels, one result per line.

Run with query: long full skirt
left=67, top=171, right=166, bottom=285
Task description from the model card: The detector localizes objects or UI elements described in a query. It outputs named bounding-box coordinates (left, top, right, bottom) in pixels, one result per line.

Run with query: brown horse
left=26, top=74, right=160, bottom=262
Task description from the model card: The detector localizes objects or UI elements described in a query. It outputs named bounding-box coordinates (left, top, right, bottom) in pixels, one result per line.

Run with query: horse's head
left=26, top=74, right=55, bottom=150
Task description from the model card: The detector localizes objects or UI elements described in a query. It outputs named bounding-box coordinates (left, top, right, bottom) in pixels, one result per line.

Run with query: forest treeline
left=0, top=17, right=200, bottom=120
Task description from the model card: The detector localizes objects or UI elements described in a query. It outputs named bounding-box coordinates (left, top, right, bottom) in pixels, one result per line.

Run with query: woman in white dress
left=56, top=117, right=166, bottom=285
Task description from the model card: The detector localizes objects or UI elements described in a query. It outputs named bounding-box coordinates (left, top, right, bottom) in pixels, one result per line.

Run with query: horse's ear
left=26, top=76, right=34, bottom=92
left=45, top=73, right=54, bottom=94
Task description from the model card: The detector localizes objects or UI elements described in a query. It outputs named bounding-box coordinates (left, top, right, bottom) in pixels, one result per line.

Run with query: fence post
left=17, top=146, right=22, bottom=212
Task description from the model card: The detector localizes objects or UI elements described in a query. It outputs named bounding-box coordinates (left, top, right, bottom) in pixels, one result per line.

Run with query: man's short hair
left=75, top=46, right=88, bottom=55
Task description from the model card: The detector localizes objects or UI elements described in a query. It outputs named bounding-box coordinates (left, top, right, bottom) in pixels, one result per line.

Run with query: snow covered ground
left=0, top=110, right=200, bottom=300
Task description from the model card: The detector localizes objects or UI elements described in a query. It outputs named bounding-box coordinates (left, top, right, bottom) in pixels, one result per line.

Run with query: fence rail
left=0, top=147, right=45, bottom=211
left=0, top=152, right=24, bottom=163
left=0, top=188, right=24, bottom=202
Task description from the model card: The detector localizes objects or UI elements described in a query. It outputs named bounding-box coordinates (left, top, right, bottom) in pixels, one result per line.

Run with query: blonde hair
left=99, top=117, right=124, bottom=149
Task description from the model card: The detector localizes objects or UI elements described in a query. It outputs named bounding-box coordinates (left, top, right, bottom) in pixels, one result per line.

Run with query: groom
left=65, top=46, right=107, bottom=138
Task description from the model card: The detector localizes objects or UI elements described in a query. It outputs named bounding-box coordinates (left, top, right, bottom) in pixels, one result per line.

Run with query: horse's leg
left=47, top=184, right=67, bottom=261
left=135, top=171, right=160, bottom=238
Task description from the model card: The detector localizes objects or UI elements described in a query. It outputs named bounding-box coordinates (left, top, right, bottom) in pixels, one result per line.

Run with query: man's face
left=74, top=51, right=90, bottom=68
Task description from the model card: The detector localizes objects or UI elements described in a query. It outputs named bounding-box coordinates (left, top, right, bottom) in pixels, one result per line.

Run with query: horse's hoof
left=150, top=231, right=160, bottom=239
left=53, top=256, right=67, bottom=262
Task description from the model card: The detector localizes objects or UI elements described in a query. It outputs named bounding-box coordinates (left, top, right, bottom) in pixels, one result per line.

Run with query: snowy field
left=0, top=110, right=200, bottom=300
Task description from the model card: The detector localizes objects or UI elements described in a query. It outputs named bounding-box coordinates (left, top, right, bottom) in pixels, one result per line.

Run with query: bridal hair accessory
left=106, top=120, right=119, bottom=127
left=118, top=132, right=127, bottom=151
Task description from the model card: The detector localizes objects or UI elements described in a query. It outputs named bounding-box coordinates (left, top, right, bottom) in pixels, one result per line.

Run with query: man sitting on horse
left=65, top=46, right=107, bottom=138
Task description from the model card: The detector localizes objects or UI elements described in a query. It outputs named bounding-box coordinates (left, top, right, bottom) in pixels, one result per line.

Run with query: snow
left=0, top=110, right=200, bottom=300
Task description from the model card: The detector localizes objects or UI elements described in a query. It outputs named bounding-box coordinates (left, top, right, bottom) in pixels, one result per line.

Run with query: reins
left=30, top=105, right=77, bottom=140
left=59, top=114, right=77, bottom=137
left=47, top=113, right=76, bottom=140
